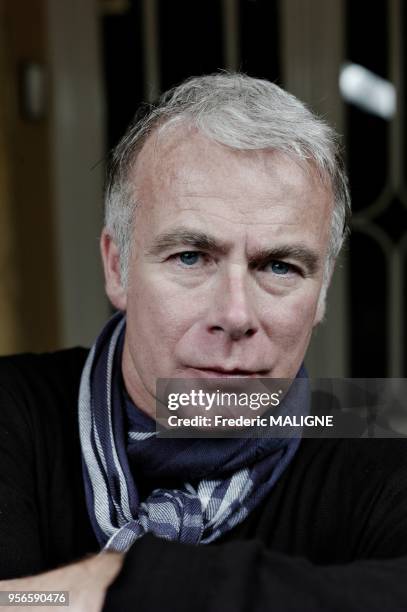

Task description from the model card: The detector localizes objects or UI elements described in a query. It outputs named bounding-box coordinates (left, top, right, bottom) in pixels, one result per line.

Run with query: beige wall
left=0, top=0, right=59, bottom=354
left=0, top=0, right=109, bottom=355
left=47, top=0, right=109, bottom=349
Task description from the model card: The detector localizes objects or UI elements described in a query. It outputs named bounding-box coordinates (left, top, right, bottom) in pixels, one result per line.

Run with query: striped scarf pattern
left=79, top=313, right=307, bottom=552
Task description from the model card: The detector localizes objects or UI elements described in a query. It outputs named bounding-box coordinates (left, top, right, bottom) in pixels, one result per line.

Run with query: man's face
left=103, top=128, right=333, bottom=415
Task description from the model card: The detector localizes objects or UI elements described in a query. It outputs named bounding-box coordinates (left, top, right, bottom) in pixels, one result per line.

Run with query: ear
left=313, top=260, right=335, bottom=326
left=313, top=289, right=327, bottom=326
left=100, top=228, right=127, bottom=311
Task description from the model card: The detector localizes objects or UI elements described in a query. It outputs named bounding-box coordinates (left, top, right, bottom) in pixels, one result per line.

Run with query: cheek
left=263, top=290, right=319, bottom=348
left=126, top=275, right=199, bottom=348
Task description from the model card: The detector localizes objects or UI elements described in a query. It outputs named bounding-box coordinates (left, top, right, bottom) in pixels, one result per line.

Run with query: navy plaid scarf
left=79, top=312, right=308, bottom=552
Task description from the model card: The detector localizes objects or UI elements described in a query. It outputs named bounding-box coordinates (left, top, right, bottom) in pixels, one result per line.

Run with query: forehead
left=129, top=127, right=333, bottom=248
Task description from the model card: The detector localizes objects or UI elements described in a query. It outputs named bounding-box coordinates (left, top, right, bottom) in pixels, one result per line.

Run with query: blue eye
left=269, top=261, right=291, bottom=275
left=179, top=252, right=200, bottom=266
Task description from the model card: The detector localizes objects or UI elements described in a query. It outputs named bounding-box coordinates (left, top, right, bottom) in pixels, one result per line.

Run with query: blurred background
left=0, top=0, right=406, bottom=377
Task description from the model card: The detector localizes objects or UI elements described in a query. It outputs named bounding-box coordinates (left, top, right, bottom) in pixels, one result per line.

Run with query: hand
left=0, top=551, right=123, bottom=612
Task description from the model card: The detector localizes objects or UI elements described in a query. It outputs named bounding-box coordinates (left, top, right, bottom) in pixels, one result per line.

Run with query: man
left=0, top=73, right=407, bottom=611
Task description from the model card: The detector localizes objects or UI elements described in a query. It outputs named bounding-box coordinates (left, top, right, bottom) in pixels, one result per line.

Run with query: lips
left=188, top=366, right=266, bottom=378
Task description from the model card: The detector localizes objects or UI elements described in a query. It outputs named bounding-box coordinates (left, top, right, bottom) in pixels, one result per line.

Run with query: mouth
left=187, top=366, right=267, bottom=378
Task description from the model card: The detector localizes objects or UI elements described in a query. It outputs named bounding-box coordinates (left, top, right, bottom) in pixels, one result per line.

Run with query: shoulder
left=284, top=437, right=407, bottom=558
left=297, top=436, right=407, bottom=485
left=0, top=347, right=90, bottom=442
left=0, top=347, right=89, bottom=390
left=287, top=436, right=407, bottom=526
left=299, top=438, right=407, bottom=524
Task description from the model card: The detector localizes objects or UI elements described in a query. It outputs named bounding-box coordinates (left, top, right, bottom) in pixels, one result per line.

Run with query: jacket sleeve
left=103, top=534, right=407, bottom=612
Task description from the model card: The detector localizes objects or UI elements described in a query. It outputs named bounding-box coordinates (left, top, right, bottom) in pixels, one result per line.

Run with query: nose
left=207, top=266, right=258, bottom=341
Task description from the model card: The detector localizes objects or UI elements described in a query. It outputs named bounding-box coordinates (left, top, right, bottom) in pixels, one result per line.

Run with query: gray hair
left=105, top=73, right=351, bottom=288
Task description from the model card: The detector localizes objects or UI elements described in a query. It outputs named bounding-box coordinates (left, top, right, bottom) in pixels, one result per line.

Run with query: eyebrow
left=146, top=228, right=229, bottom=256
left=147, top=227, right=320, bottom=274
left=248, top=246, right=320, bottom=275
